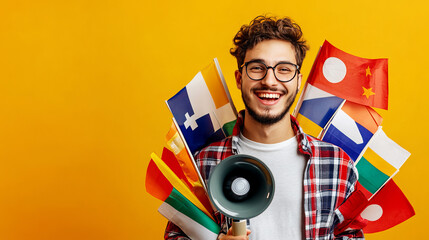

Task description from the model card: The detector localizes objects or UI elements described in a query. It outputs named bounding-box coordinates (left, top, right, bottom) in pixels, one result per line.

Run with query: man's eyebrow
left=247, top=58, right=297, bottom=65
left=246, top=58, right=265, bottom=63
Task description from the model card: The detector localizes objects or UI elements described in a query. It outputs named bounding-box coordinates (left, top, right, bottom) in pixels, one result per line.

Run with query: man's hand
left=218, top=228, right=251, bottom=240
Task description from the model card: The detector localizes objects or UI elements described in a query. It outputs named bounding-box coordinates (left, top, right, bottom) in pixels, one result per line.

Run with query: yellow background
left=0, top=0, right=427, bottom=239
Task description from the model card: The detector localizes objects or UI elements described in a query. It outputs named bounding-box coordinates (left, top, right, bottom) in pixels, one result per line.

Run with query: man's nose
left=260, top=67, right=278, bottom=86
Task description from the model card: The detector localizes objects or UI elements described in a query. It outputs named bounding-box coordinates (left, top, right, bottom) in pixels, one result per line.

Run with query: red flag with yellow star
left=307, top=40, right=388, bottom=109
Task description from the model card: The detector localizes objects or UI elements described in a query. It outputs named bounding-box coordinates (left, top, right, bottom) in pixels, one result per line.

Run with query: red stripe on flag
left=145, top=160, right=173, bottom=201
left=161, top=147, right=192, bottom=189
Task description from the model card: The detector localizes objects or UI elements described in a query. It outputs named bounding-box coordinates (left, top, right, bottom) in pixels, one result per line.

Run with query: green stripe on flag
left=222, top=119, right=236, bottom=136
left=356, top=157, right=389, bottom=194
left=165, top=188, right=220, bottom=234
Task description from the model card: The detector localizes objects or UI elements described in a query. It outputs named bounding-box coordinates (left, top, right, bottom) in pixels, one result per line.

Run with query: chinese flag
left=360, top=179, right=415, bottom=233
left=307, top=40, right=388, bottom=109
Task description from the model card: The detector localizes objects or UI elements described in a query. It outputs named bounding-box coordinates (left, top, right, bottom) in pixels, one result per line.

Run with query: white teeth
left=258, top=93, right=280, bottom=99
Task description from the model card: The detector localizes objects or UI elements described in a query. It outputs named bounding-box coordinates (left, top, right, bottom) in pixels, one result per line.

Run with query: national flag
left=294, top=83, right=344, bottom=138
left=335, top=180, right=415, bottom=234
left=166, top=58, right=237, bottom=154
left=165, top=123, right=214, bottom=215
left=360, top=179, right=415, bottom=233
left=158, top=189, right=220, bottom=240
left=145, top=158, right=220, bottom=240
left=295, top=114, right=325, bottom=139
left=165, top=121, right=201, bottom=184
left=148, top=152, right=213, bottom=218
left=356, top=129, right=411, bottom=195
left=322, top=109, right=373, bottom=161
left=160, top=147, right=192, bottom=189
left=341, top=101, right=382, bottom=134
left=355, top=156, right=391, bottom=195
left=307, top=40, right=388, bottom=109
left=146, top=159, right=172, bottom=201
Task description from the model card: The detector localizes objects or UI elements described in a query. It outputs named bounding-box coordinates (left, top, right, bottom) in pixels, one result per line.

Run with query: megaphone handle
left=232, top=219, right=247, bottom=236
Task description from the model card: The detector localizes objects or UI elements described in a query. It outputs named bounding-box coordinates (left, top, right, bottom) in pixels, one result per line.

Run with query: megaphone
left=208, top=154, right=275, bottom=236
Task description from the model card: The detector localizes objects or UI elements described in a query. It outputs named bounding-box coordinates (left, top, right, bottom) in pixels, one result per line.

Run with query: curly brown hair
left=230, top=15, right=309, bottom=71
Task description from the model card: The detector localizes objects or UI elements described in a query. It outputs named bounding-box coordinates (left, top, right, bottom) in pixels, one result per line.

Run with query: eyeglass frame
left=240, top=60, right=301, bottom=83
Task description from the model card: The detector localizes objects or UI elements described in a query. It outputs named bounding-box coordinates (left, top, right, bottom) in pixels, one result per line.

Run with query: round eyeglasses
left=241, top=60, right=300, bottom=83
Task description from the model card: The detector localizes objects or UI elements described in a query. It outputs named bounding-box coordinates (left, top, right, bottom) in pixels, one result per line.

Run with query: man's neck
left=241, top=111, right=295, bottom=144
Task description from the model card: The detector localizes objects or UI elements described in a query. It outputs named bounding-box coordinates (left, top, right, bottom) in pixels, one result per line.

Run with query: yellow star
left=366, top=66, right=372, bottom=77
left=362, top=87, right=375, bottom=99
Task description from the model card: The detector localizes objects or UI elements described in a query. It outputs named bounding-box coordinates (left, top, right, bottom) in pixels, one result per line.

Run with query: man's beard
left=242, top=87, right=298, bottom=125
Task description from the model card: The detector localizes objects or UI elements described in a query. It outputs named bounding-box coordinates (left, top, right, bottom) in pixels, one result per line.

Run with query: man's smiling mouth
left=256, top=93, right=281, bottom=100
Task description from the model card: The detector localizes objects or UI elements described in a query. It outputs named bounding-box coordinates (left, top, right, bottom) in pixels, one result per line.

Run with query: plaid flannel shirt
left=165, top=111, right=364, bottom=240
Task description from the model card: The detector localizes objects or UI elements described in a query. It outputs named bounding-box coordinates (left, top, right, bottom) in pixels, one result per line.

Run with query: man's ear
left=235, top=70, right=242, bottom=90
left=297, top=73, right=303, bottom=90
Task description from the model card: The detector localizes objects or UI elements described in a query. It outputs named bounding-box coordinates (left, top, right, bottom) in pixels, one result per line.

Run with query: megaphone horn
left=207, top=154, right=275, bottom=236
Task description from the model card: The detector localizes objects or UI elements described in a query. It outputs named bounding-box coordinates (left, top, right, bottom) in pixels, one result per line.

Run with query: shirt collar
left=231, top=110, right=312, bottom=156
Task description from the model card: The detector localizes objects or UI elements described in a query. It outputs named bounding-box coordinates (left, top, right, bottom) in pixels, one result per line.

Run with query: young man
left=165, top=16, right=364, bottom=240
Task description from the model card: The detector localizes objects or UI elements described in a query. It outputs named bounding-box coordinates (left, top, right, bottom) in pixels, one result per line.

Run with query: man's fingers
left=218, top=228, right=251, bottom=240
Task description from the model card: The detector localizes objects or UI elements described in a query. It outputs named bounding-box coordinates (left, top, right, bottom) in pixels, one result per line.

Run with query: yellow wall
left=0, top=0, right=427, bottom=239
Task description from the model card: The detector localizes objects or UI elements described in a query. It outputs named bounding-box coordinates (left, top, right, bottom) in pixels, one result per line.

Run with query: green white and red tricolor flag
left=146, top=150, right=220, bottom=240
left=307, top=40, right=388, bottom=109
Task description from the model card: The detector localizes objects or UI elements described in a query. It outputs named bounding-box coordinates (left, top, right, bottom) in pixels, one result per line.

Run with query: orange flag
left=165, top=122, right=202, bottom=184
left=341, top=101, right=382, bottom=134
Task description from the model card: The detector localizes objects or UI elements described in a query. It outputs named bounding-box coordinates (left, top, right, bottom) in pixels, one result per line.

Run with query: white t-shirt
left=236, top=133, right=307, bottom=240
